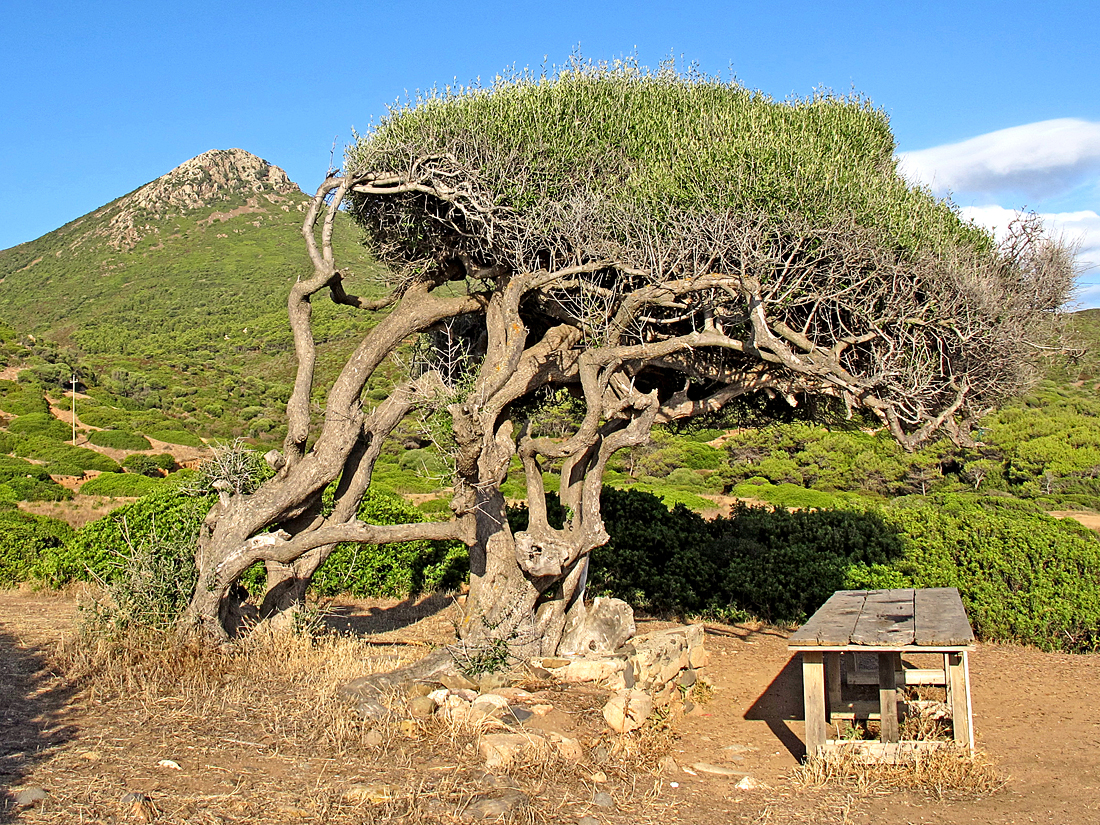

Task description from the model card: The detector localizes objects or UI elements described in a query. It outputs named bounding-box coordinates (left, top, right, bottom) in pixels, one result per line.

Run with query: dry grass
left=24, top=612, right=677, bottom=824
left=792, top=745, right=1007, bottom=801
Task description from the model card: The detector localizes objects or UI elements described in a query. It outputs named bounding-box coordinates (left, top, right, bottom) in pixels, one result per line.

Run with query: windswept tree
left=182, top=60, right=1074, bottom=653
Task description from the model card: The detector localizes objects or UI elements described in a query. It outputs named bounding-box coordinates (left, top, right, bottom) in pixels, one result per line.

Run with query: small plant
left=79, top=517, right=198, bottom=635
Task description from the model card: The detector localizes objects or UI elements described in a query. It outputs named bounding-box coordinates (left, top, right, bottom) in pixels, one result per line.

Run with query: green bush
left=80, top=472, right=161, bottom=497
left=12, top=436, right=120, bottom=474
left=122, top=453, right=163, bottom=477
left=878, top=495, right=1100, bottom=652
left=144, top=429, right=205, bottom=448
left=0, top=458, right=72, bottom=501
left=0, top=510, right=74, bottom=586
left=88, top=429, right=152, bottom=450
left=8, top=412, right=72, bottom=440
left=0, top=389, right=49, bottom=416
left=312, top=489, right=468, bottom=597
left=37, top=489, right=214, bottom=587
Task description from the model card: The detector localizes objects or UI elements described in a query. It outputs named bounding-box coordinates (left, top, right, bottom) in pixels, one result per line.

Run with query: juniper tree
left=183, top=60, right=1074, bottom=652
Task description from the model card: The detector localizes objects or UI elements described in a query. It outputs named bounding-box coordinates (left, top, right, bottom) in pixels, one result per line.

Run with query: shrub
left=312, top=489, right=468, bottom=597
left=0, top=458, right=72, bottom=501
left=12, top=436, right=120, bottom=474
left=80, top=472, right=162, bottom=497
left=8, top=412, right=72, bottom=440
left=88, top=429, right=152, bottom=450
left=0, top=389, right=49, bottom=416
left=0, top=510, right=74, bottom=586
left=879, top=495, right=1100, bottom=652
left=145, top=429, right=205, bottom=448
left=122, top=453, right=163, bottom=477
left=37, top=489, right=214, bottom=587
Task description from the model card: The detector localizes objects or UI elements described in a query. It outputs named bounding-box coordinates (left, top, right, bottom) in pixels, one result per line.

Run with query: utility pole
left=71, top=374, right=77, bottom=445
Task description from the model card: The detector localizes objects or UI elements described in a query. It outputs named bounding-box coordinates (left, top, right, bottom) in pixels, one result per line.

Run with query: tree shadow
left=0, top=628, right=80, bottom=822
left=321, top=591, right=455, bottom=637
left=743, top=653, right=808, bottom=761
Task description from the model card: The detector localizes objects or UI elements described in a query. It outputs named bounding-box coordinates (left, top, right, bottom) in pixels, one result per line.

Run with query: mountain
left=0, top=149, right=385, bottom=440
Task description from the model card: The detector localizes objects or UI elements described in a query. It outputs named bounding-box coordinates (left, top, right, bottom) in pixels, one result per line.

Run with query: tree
left=181, top=59, right=1074, bottom=653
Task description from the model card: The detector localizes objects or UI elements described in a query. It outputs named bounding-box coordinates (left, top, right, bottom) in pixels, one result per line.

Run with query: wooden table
left=788, top=588, right=975, bottom=758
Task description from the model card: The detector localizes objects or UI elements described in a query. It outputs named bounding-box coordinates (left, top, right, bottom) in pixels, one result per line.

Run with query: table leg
left=802, top=651, right=826, bottom=757
left=878, top=651, right=900, bottom=743
left=825, top=652, right=842, bottom=724
left=947, top=651, right=973, bottom=751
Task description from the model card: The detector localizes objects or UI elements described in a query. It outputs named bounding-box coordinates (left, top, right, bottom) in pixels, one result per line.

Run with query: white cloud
left=898, top=119, right=1100, bottom=200
left=960, top=205, right=1100, bottom=308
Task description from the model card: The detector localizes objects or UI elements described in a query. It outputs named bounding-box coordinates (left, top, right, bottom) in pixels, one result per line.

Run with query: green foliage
left=88, top=429, right=152, bottom=450
left=121, top=453, right=163, bottom=477
left=0, top=387, right=49, bottom=416
left=881, top=495, right=1100, bottom=651
left=80, top=472, right=162, bottom=497
left=37, top=489, right=214, bottom=587
left=353, top=57, right=988, bottom=269
left=78, top=519, right=198, bottom=634
left=0, top=510, right=74, bottom=586
left=0, top=458, right=72, bottom=501
left=11, top=436, right=120, bottom=474
left=582, top=488, right=904, bottom=622
left=8, top=412, right=71, bottom=440
left=312, top=489, right=468, bottom=597
left=145, top=429, right=205, bottom=448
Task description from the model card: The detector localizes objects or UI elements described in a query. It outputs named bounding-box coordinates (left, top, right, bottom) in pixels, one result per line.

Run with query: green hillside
left=0, top=149, right=387, bottom=441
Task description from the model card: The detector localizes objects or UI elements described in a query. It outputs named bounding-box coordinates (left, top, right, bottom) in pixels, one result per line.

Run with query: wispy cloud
left=898, top=119, right=1100, bottom=200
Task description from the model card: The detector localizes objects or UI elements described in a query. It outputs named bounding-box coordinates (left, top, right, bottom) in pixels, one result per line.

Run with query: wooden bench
left=788, top=588, right=975, bottom=758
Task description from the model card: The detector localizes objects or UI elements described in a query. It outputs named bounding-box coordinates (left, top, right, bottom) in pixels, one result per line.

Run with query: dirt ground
left=2, top=589, right=1099, bottom=824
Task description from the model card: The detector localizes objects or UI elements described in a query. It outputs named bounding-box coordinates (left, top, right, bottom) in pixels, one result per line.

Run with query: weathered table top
left=788, top=588, right=974, bottom=650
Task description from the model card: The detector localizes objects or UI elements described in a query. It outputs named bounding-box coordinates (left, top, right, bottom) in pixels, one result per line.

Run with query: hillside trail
left=2, top=588, right=1100, bottom=824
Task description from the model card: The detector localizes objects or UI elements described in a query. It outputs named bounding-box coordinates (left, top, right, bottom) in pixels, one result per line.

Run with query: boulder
left=602, top=689, right=654, bottom=733
left=559, top=598, right=636, bottom=655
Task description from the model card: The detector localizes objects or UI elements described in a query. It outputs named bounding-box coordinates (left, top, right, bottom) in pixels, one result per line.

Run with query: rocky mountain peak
left=94, top=149, right=304, bottom=250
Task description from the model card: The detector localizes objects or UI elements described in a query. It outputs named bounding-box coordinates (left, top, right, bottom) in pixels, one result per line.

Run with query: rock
left=722, top=743, right=755, bottom=754
left=479, top=732, right=549, bottom=769
left=592, top=790, right=616, bottom=809
left=440, top=672, right=478, bottom=691
left=691, top=762, right=746, bottom=777
left=689, top=644, right=710, bottom=668
left=548, top=733, right=585, bottom=761
left=627, top=624, right=705, bottom=692
left=364, top=729, right=384, bottom=748
left=659, top=755, right=679, bottom=775
left=487, top=687, right=532, bottom=701
left=428, top=688, right=451, bottom=706
left=676, top=667, right=697, bottom=688
left=559, top=597, right=636, bottom=655
left=589, top=770, right=608, bottom=783
left=13, top=787, right=48, bottom=808
left=396, top=719, right=418, bottom=737
left=467, top=790, right=528, bottom=819
left=531, top=703, right=554, bottom=716
left=356, top=700, right=389, bottom=721
left=409, top=682, right=436, bottom=697
left=156, top=759, right=182, bottom=770
left=736, top=775, right=761, bottom=790
left=472, top=693, right=510, bottom=709
left=468, top=701, right=504, bottom=723
left=79, top=750, right=102, bottom=761
left=505, top=706, right=534, bottom=724
left=602, top=689, right=654, bottom=733
left=408, top=696, right=437, bottom=718
left=344, top=782, right=398, bottom=803
left=478, top=672, right=510, bottom=692
left=538, top=657, right=571, bottom=669
left=558, top=658, right=627, bottom=685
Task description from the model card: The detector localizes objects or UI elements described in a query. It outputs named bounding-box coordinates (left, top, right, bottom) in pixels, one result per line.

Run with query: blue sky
left=2, top=1, right=1097, bottom=303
